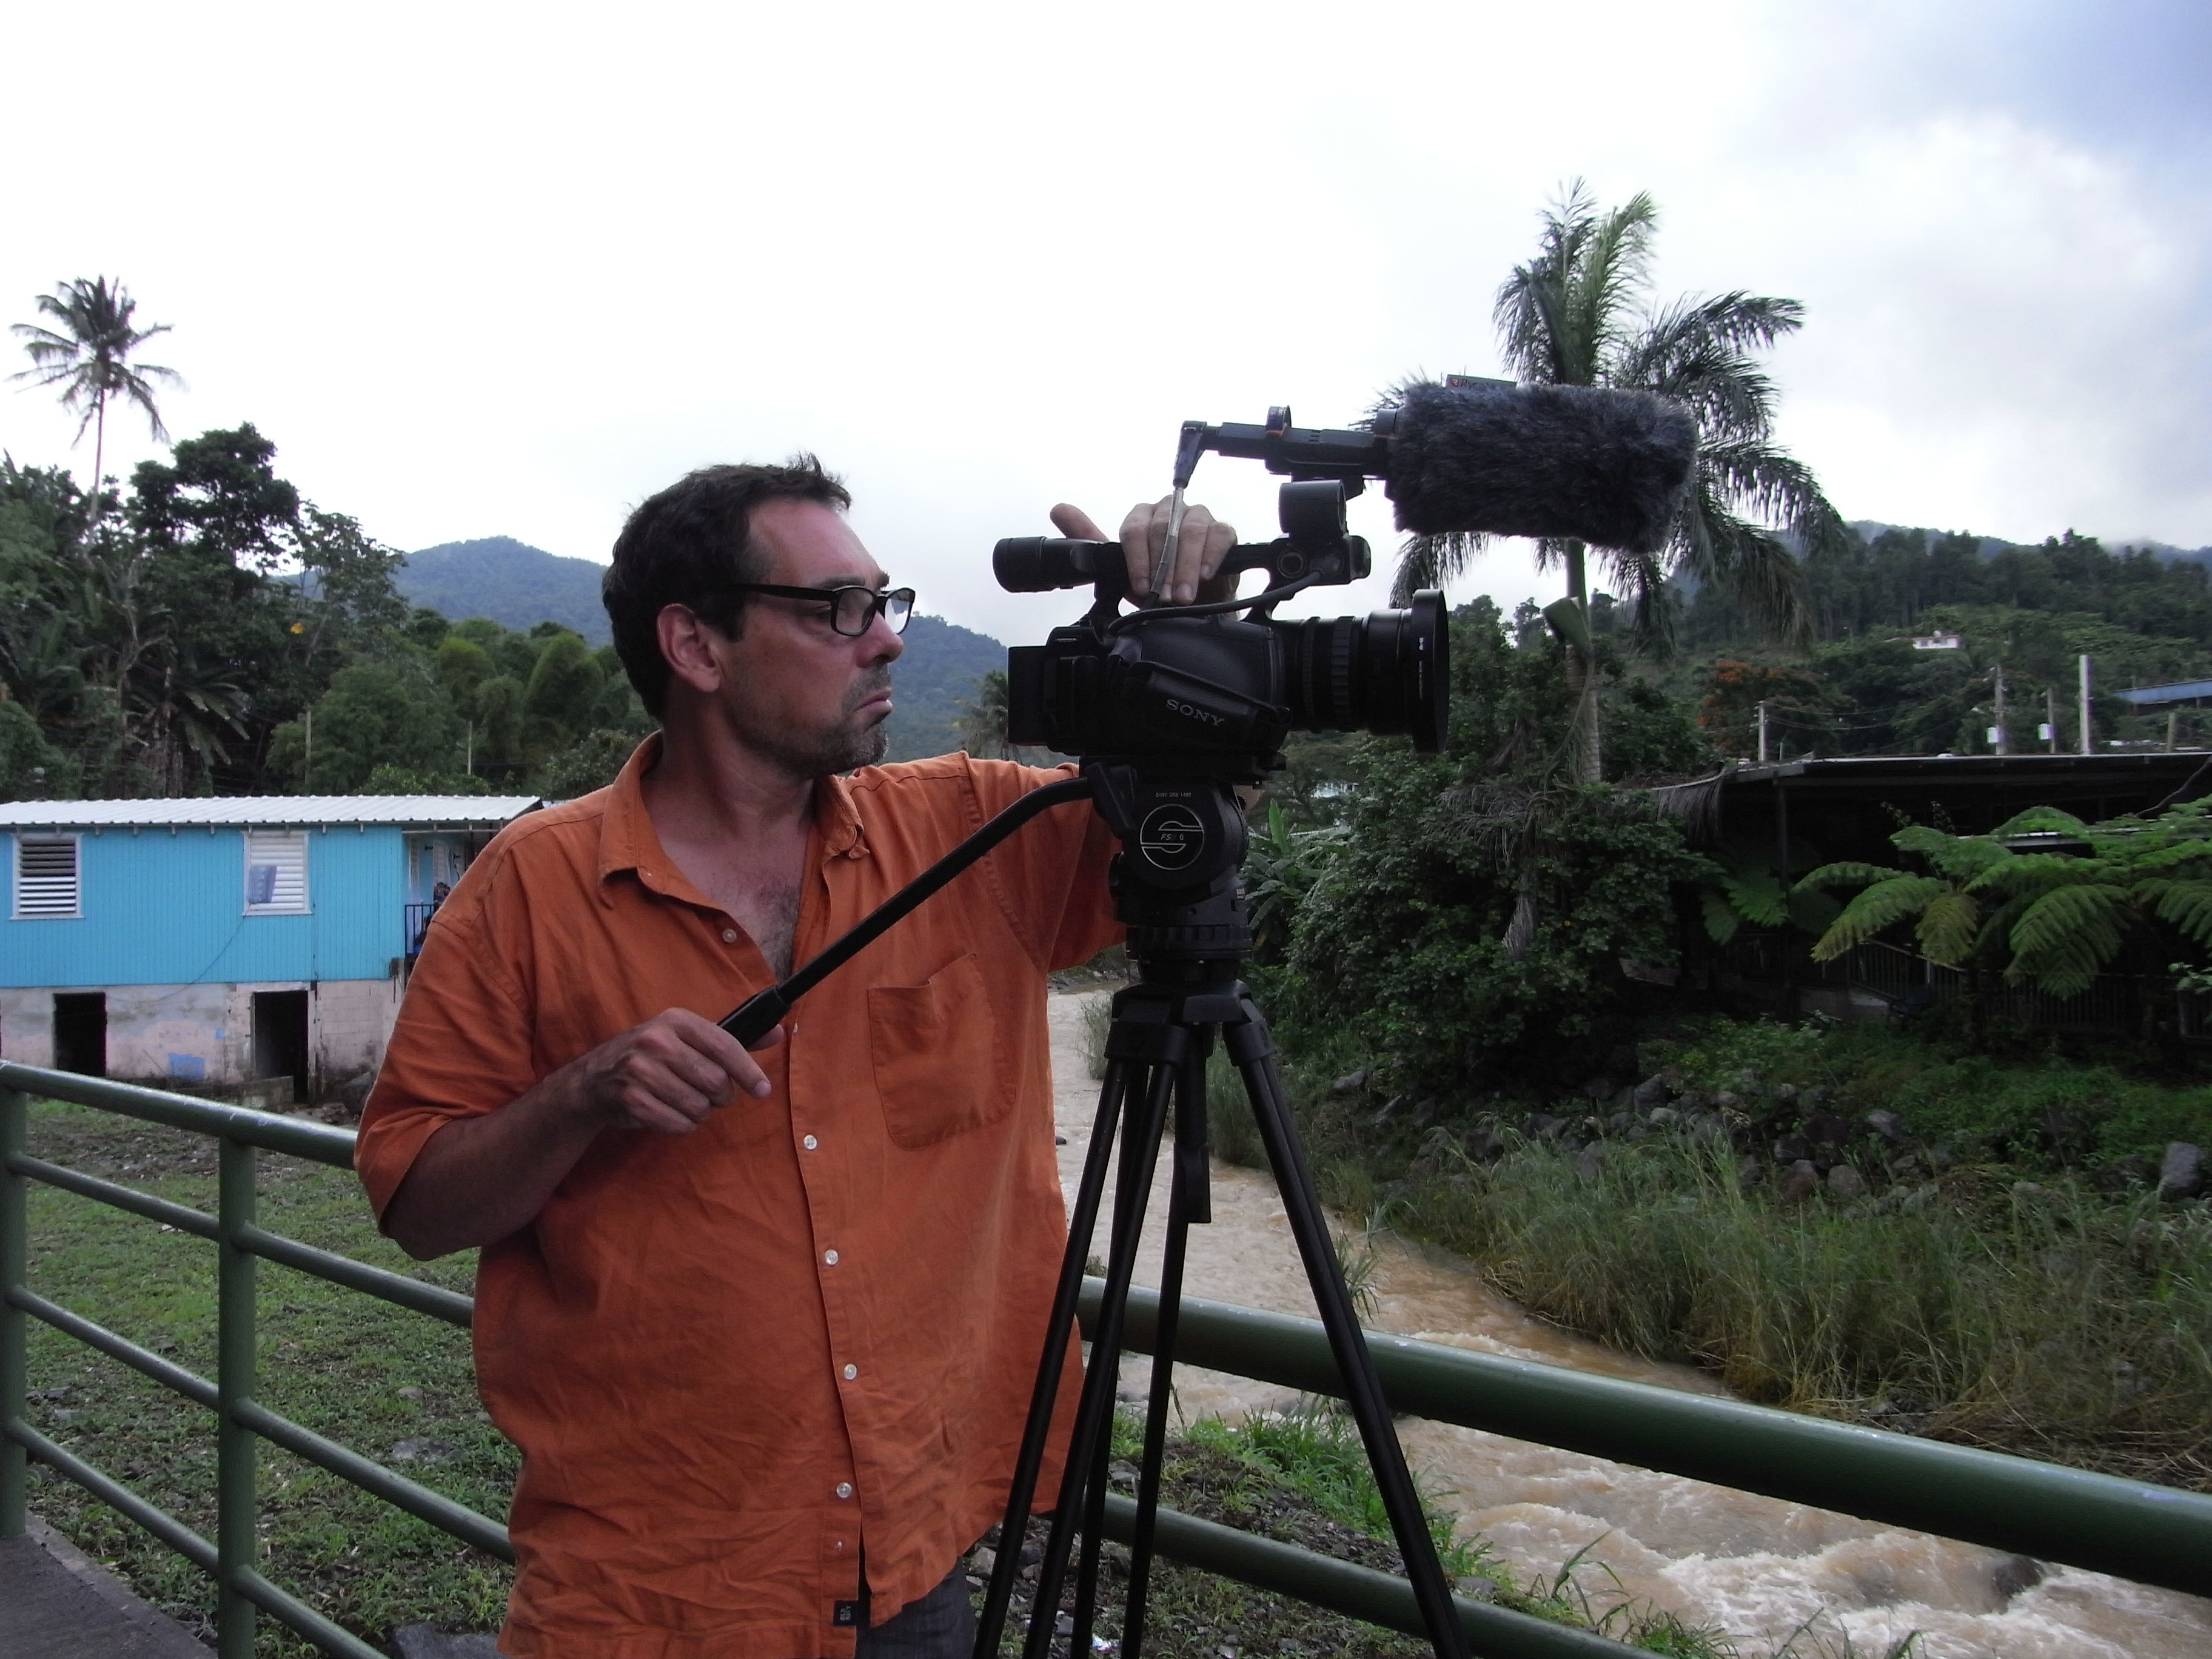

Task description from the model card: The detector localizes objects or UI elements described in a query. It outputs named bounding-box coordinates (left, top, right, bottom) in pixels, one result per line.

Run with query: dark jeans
left=854, top=1562, right=977, bottom=1659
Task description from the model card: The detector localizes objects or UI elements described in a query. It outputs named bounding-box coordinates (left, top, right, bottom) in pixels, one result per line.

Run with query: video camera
left=993, top=409, right=1456, bottom=778
left=990, top=381, right=1697, bottom=777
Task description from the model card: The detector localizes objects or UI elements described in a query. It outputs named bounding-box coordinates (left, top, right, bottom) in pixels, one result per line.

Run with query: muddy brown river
left=1046, top=991, right=2212, bottom=1658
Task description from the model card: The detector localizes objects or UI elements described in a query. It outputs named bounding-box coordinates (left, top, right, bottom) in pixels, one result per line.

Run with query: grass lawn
left=16, top=1099, right=514, bottom=1655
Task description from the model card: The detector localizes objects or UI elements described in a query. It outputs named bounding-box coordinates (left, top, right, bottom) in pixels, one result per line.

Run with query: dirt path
left=1045, top=988, right=2212, bottom=1659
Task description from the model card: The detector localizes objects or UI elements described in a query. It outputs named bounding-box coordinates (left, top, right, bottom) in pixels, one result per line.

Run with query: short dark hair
left=602, top=457, right=852, bottom=717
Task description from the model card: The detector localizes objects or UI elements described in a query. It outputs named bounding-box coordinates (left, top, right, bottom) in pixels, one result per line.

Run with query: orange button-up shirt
left=355, top=739, right=1120, bottom=1659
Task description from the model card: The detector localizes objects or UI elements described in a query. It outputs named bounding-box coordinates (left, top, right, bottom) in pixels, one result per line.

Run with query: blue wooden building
left=2, top=796, right=537, bottom=1098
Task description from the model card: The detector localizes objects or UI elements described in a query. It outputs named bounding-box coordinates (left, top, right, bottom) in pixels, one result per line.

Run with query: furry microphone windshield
left=1380, top=381, right=1697, bottom=555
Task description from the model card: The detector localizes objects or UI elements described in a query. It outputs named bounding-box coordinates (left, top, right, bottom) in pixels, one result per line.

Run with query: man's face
left=698, top=498, right=904, bottom=779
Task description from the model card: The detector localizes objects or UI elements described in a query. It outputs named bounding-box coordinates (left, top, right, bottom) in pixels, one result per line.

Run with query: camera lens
left=1270, top=590, right=1447, bottom=754
left=1362, top=590, right=1449, bottom=752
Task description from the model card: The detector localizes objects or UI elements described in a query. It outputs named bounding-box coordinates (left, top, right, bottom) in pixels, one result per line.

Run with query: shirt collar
left=597, top=732, right=870, bottom=907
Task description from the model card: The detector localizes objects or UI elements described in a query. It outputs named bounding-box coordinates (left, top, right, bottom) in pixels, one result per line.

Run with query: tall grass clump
left=1397, top=1129, right=2212, bottom=1487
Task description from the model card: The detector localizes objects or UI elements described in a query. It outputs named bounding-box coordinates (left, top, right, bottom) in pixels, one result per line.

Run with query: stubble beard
left=749, top=668, right=893, bottom=779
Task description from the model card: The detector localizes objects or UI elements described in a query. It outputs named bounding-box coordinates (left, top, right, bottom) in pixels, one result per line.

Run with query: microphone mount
left=1168, top=377, right=1517, bottom=491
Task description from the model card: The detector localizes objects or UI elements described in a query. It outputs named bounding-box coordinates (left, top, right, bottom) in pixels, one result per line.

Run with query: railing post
left=217, top=1135, right=258, bottom=1658
left=2, top=1087, right=26, bottom=1538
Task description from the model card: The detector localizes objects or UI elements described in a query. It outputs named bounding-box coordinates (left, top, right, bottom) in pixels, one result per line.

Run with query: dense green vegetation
left=0, top=438, right=652, bottom=801
left=1239, top=544, right=2212, bottom=1498
left=1673, top=526, right=2212, bottom=757
left=397, top=538, right=614, bottom=644
left=0, top=429, right=1019, bottom=801
left=1267, top=1017, right=2212, bottom=1492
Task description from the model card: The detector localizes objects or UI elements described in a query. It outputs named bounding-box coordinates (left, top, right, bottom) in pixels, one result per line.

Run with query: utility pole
left=2168, top=709, right=2181, bottom=752
left=464, top=719, right=475, bottom=777
left=2045, top=686, right=2059, bottom=753
left=2079, top=654, right=2094, bottom=754
left=304, top=709, right=313, bottom=787
left=1756, top=699, right=1770, bottom=765
left=1992, top=664, right=2009, bottom=754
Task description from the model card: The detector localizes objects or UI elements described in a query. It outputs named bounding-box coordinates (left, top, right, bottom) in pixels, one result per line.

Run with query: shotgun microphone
left=1378, top=380, right=1697, bottom=555
left=1171, top=380, right=1698, bottom=557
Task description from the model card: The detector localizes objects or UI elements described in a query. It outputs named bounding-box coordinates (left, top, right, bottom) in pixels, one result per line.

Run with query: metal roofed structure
left=1649, top=751, right=2212, bottom=864
left=2113, top=679, right=2212, bottom=709
left=1650, top=754, right=2212, bottom=1028
left=0, top=796, right=538, bottom=830
left=4, top=796, right=540, bottom=1100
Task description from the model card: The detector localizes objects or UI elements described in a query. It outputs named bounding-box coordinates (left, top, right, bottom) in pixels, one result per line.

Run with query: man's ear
left=657, top=604, right=729, bottom=699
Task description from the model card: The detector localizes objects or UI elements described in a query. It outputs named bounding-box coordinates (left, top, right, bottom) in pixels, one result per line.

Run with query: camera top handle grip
left=992, top=530, right=1367, bottom=600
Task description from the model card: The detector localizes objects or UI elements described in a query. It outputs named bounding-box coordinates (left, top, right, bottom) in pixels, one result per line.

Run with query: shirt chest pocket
left=867, top=951, right=1014, bottom=1150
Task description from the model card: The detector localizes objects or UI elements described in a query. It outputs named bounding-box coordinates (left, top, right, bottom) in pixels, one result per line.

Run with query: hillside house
left=2, top=796, right=537, bottom=1099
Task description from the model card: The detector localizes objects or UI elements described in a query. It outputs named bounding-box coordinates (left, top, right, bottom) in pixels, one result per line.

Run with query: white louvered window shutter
left=13, top=835, right=80, bottom=918
left=243, top=831, right=310, bottom=913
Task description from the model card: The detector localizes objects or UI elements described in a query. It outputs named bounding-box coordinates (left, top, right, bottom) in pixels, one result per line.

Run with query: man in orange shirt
left=354, top=458, right=1236, bottom=1658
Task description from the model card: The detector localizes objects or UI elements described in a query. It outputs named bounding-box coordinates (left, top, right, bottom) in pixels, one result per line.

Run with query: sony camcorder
left=991, top=380, right=1698, bottom=777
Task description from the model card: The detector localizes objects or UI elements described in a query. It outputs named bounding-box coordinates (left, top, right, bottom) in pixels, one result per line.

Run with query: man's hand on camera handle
left=381, top=1011, right=785, bottom=1259
left=1050, top=500, right=1238, bottom=608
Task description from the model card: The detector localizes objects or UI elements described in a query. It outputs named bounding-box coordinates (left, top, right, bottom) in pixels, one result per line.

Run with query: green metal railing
left=2, top=1065, right=499, bottom=1659
left=8, top=1059, right=2212, bottom=1659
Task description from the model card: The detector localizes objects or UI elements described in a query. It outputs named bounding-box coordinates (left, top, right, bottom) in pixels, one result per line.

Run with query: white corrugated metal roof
left=0, top=796, right=540, bottom=829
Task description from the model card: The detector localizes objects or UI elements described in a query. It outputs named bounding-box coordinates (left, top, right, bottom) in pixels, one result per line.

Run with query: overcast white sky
left=3, top=0, right=2207, bottom=644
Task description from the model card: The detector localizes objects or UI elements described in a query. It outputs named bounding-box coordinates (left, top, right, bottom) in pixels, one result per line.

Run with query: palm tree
left=10, top=276, right=183, bottom=503
left=957, top=668, right=1017, bottom=760
left=1396, top=184, right=1845, bottom=779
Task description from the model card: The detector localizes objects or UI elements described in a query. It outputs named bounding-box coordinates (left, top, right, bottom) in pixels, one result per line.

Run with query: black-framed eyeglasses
left=717, top=583, right=916, bottom=638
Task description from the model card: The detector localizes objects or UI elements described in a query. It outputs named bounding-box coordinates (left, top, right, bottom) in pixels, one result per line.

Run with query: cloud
left=1, top=0, right=2205, bottom=648
left=1695, top=109, right=2212, bottom=547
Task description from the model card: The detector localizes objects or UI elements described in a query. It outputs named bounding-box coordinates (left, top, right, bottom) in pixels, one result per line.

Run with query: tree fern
left=1719, top=865, right=1788, bottom=927
left=1811, top=876, right=1948, bottom=960
left=2003, top=884, right=2132, bottom=995
left=1892, top=825, right=2009, bottom=882
left=1915, top=890, right=1983, bottom=965
left=1987, top=805, right=2089, bottom=840
left=2140, top=878, right=2212, bottom=949
left=1795, top=860, right=1905, bottom=893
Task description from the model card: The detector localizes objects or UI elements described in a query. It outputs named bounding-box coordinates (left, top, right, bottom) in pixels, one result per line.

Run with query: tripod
left=719, top=763, right=1466, bottom=1659
left=969, top=766, right=1468, bottom=1659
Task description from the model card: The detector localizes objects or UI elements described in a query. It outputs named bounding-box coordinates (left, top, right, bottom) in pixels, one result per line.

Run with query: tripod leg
left=1023, top=1037, right=1182, bottom=1659
left=1069, top=1048, right=1168, bottom=1646
left=1224, top=996, right=1470, bottom=1659
left=1064, top=1353, right=1117, bottom=1653
left=974, top=1055, right=1134, bottom=1658
left=1118, top=1035, right=1211, bottom=1659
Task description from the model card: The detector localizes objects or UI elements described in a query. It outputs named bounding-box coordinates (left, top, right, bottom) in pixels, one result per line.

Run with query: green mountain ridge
left=399, top=536, right=1004, bottom=763
left=402, top=537, right=612, bottom=642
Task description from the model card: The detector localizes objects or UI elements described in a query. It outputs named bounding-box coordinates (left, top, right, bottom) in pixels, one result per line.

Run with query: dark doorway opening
left=53, top=993, right=107, bottom=1076
left=252, top=990, right=310, bottom=1104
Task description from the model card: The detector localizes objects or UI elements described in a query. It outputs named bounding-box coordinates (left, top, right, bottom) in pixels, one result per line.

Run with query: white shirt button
left=823, top=1248, right=839, bottom=1266
left=721, top=928, right=739, bottom=943
left=842, top=1363, right=857, bottom=1381
left=835, top=1481, right=853, bottom=1500
left=802, top=1134, right=818, bottom=1151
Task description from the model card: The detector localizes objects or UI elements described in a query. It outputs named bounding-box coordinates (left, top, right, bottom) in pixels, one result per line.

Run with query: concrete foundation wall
left=0, top=976, right=403, bottom=1094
